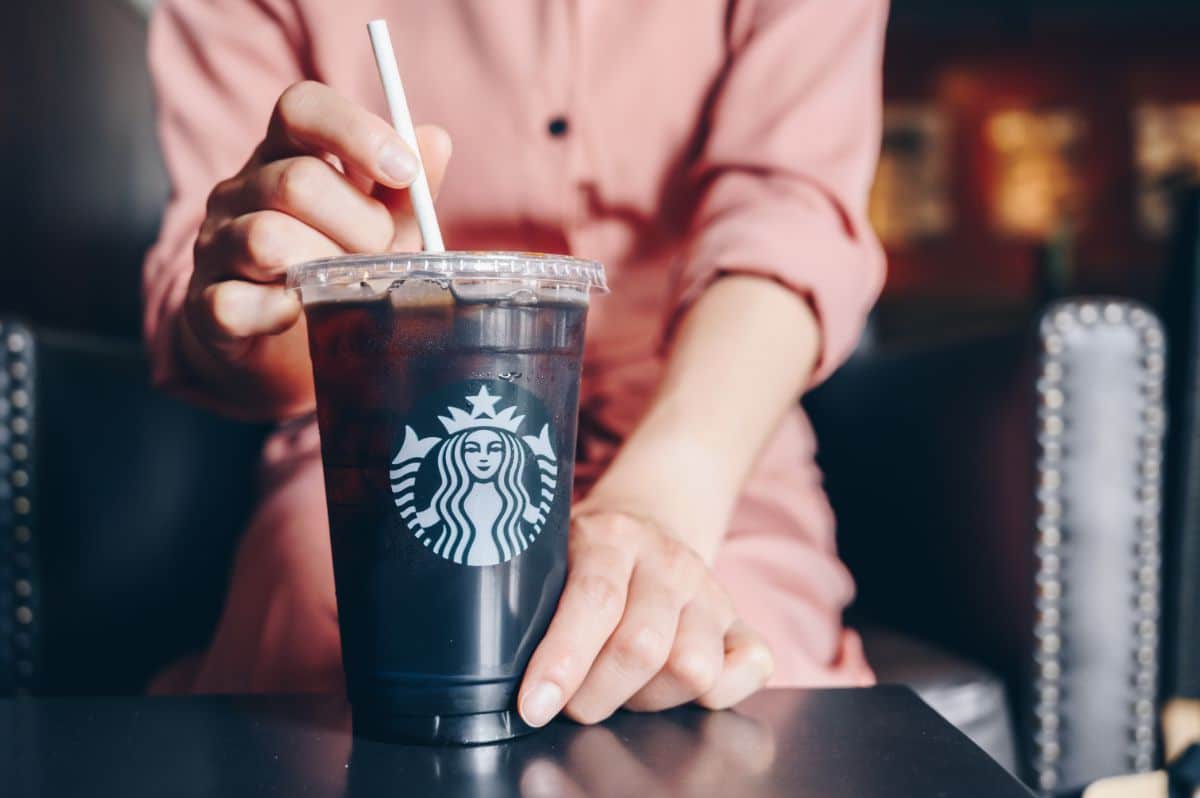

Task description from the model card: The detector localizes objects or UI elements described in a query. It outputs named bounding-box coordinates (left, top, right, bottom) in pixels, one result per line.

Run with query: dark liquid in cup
left=303, top=279, right=588, bottom=743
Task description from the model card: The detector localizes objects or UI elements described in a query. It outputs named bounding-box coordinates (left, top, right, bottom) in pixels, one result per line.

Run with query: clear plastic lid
left=286, top=251, right=608, bottom=295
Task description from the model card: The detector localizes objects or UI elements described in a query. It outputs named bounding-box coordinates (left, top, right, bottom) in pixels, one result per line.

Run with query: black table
left=1, top=687, right=1031, bottom=796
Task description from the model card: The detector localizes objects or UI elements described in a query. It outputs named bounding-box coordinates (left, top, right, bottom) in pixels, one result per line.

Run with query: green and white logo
left=390, top=383, right=558, bottom=567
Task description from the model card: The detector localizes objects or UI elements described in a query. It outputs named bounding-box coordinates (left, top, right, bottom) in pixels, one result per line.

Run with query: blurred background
left=3, top=0, right=1200, bottom=343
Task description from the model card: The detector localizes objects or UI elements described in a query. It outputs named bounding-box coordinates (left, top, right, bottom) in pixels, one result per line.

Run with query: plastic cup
left=287, top=252, right=607, bottom=744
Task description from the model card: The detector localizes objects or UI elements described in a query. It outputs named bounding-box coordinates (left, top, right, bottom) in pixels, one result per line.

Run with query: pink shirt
left=144, top=0, right=887, bottom=688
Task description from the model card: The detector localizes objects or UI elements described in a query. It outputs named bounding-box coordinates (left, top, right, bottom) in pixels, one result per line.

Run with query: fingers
left=696, top=620, right=775, bottom=710
left=221, top=82, right=454, bottom=257
left=188, top=280, right=302, bottom=344
left=519, top=510, right=772, bottom=729
left=190, top=209, right=338, bottom=342
left=259, top=81, right=420, bottom=189
left=623, top=596, right=728, bottom=713
left=185, top=82, right=454, bottom=357
left=518, top=519, right=636, bottom=728
left=380, top=124, right=454, bottom=251
left=209, top=156, right=395, bottom=253
left=564, top=544, right=701, bottom=722
left=197, top=209, right=343, bottom=283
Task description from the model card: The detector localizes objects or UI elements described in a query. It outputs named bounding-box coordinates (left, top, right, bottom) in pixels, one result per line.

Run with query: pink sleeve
left=674, top=0, right=889, bottom=385
left=142, top=0, right=305, bottom=408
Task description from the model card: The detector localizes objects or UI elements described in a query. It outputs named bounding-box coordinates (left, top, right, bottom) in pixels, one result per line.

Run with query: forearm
left=581, top=274, right=820, bottom=561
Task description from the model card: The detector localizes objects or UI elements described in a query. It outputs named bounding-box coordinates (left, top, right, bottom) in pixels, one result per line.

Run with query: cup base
left=352, top=706, right=537, bottom=746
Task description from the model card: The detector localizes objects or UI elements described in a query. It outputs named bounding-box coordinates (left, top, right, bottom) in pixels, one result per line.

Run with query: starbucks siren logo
left=390, top=384, right=558, bottom=566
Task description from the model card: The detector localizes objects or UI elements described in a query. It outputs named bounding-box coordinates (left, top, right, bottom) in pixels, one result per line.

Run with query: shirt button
left=547, top=116, right=569, bottom=137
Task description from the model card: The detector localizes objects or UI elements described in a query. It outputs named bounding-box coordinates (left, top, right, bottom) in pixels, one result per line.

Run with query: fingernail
left=521, top=682, right=563, bottom=728
left=378, top=142, right=418, bottom=185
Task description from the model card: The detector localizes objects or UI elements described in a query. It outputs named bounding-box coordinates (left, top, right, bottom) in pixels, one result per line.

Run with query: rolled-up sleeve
left=143, top=0, right=304, bottom=409
left=674, top=0, right=889, bottom=385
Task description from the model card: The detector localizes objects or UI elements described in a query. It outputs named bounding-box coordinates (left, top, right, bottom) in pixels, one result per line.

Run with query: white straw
left=366, top=19, right=445, bottom=252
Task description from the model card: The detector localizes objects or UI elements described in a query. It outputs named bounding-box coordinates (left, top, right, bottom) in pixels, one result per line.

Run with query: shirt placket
left=540, top=0, right=591, bottom=240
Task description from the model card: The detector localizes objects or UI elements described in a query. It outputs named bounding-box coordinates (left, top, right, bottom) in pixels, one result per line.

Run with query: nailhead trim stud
left=1032, top=301, right=1164, bottom=793
left=1, top=322, right=35, bottom=695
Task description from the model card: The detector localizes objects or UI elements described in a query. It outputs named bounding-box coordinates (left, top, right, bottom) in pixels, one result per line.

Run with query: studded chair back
left=0, top=323, right=36, bottom=693
left=0, top=321, right=267, bottom=695
left=809, top=299, right=1166, bottom=795
left=1030, top=301, right=1165, bottom=793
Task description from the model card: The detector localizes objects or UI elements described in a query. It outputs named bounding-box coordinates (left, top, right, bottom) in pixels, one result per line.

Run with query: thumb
left=378, top=124, right=453, bottom=251
left=414, top=124, right=453, bottom=197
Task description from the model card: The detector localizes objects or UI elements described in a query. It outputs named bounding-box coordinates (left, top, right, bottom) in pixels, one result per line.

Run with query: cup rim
left=286, top=251, right=608, bottom=293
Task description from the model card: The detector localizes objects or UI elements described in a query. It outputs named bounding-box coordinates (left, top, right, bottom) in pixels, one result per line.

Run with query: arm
left=581, top=275, right=820, bottom=563
left=587, top=0, right=890, bottom=561
left=519, top=0, right=888, bottom=728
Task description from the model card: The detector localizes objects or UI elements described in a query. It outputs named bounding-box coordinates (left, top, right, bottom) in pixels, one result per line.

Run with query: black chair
left=0, top=325, right=268, bottom=696
left=0, top=295, right=1167, bottom=797
left=1161, top=184, right=1200, bottom=704
left=809, top=298, right=1166, bottom=794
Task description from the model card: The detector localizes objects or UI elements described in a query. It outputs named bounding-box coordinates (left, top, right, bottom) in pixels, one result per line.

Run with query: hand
left=182, top=80, right=452, bottom=415
left=517, top=509, right=774, bottom=727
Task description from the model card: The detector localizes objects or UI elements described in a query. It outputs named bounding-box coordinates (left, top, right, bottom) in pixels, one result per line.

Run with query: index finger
left=259, top=81, right=419, bottom=189
left=518, top=535, right=636, bottom=727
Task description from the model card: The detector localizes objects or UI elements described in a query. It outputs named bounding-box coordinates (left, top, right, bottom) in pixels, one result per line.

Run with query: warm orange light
left=1133, top=103, right=1200, bottom=237
left=986, top=109, right=1086, bottom=239
left=868, top=105, right=952, bottom=247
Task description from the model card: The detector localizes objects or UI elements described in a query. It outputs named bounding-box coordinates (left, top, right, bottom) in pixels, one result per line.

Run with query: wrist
left=582, top=423, right=741, bottom=563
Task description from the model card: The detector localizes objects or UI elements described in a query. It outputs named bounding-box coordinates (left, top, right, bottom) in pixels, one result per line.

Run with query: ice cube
left=388, top=277, right=454, bottom=309
left=450, top=278, right=538, bottom=304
